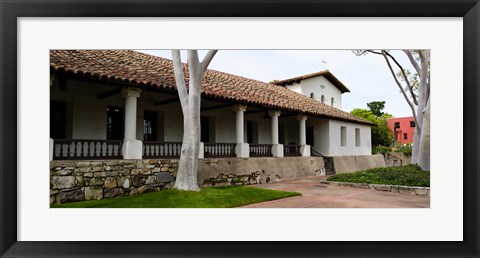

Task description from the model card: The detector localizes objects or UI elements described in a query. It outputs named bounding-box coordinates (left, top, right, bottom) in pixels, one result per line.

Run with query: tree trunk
left=171, top=50, right=217, bottom=191
left=417, top=99, right=430, bottom=170
left=411, top=95, right=424, bottom=165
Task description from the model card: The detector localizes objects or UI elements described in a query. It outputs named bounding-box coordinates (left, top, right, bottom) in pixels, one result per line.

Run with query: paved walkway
left=242, top=176, right=430, bottom=208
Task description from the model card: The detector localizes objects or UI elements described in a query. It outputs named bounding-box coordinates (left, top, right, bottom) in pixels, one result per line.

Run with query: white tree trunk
left=411, top=88, right=425, bottom=165
left=171, top=50, right=217, bottom=191
left=417, top=99, right=430, bottom=170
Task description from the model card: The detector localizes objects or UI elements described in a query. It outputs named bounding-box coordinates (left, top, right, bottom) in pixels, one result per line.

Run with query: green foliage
left=350, top=108, right=393, bottom=147
left=367, top=101, right=386, bottom=117
left=327, top=165, right=429, bottom=187
left=395, top=143, right=412, bottom=157
left=373, top=145, right=392, bottom=155
left=51, top=186, right=301, bottom=208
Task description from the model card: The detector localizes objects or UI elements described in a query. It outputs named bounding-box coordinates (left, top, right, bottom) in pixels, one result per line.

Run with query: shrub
left=395, top=143, right=412, bottom=157
left=327, top=164, right=429, bottom=187
left=373, top=145, right=392, bottom=155
left=327, top=165, right=430, bottom=187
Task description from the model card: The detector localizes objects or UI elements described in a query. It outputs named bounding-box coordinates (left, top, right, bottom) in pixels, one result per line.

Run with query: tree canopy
left=351, top=105, right=393, bottom=147
left=366, top=101, right=385, bottom=117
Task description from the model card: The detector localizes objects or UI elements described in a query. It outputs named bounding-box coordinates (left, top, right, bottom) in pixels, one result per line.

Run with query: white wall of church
left=327, top=120, right=371, bottom=156
left=286, top=76, right=343, bottom=109
left=309, top=118, right=330, bottom=156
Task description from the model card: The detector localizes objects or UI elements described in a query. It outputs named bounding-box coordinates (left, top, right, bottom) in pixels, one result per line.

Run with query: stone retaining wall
left=321, top=180, right=430, bottom=196
left=50, top=159, right=178, bottom=204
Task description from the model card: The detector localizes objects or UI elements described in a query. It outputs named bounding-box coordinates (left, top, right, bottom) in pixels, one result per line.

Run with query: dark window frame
left=143, top=110, right=157, bottom=141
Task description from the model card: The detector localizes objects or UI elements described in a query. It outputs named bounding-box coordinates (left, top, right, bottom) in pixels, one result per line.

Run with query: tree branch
left=403, top=50, right=421, bottom=76
left=381, top=51, right=421, bottom=131
left=201, top=50, right=218, bottom=74
left=171, top=50, right=188, bottom=111
left=383, top=51, right=418, bottom=106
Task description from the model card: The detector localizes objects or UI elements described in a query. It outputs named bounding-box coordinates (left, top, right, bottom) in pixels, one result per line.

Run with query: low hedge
left=327, top=165, right=429, bottom=187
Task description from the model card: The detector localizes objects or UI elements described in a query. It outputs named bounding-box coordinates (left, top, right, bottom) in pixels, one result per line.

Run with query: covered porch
left=50, top=74, right=312, bottom=161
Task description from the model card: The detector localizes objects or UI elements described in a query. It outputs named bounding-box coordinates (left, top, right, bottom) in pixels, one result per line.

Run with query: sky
left=137, top=50, right=415, bottom=118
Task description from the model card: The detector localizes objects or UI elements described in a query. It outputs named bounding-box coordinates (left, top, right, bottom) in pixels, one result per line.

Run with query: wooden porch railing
left=284, top=144, right=301, bottom=156
left=204, top=143, right=236, bottom=158
left=249, top=144, right=273, bottom=157
left=143, top=141, right=182, bottom=158
left=53, top=139, right=123, bottom=160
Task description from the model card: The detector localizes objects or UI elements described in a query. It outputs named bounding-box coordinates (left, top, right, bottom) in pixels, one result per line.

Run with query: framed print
left=1, top=0, right=479, bottom=257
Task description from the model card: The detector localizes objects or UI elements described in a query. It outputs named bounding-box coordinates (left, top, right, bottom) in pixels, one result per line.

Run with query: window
left=404, top=133, right=408, bottom=140
left=410, top=121, right=415, bottom=127
left=355, top=128, right=361, bottom=147
left=310, top=92, right=315, bottom=99
left=321, top=95, right=325, bottom=103
left=143, top=110, right=157, bottom=141
left=50, top=101, right=66, bottom=139
left=340, top=126, right=347, bottom=146
left=106, top=106, right=124, bottom=140
left=394, top=122, right=400, bottom=129
left=331, top=97, right=335, bottom=106
left=201, top=116, right=210, bottom=143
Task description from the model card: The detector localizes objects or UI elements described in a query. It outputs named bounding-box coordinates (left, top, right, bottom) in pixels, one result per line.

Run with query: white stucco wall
left=309, top=118, right=330, bottom=156
left=51, top=80, right=124, bottom=140
left=209, top=108, right=236, bottom=143
left=285, top=76, right=343, bottom=109
left=257, top=118, right=272, bottom=144
left=327, top=120, right=371, bottom=156
left=285, top=82, right=301, bottom=94
left=162, top=102, right=183, bottom=142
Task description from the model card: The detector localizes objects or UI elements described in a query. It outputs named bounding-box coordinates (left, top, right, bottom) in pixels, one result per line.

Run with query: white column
left=49, top=138, right=54, bottom=161
left=268, top=110, right=283, bottom=157
left=235, top=105, right=246, bottom=143
left=233, top=105, right=249, bottom=157
left=297, top=115, right=310, bottom=157
left=198, top=142, right=204, bottom=159
left=122, top=87, right=142, bottom=159
left=298, top=115, right=307, bottom=145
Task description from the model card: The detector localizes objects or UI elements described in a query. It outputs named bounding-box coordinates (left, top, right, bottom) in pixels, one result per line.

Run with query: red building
left=387, top=117, right=416, bottom=145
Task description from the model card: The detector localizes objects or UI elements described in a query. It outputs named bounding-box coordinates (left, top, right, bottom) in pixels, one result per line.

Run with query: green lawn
left=51, top=186, right=301, bottom=208
left=327, top=165, right=430, bottom=187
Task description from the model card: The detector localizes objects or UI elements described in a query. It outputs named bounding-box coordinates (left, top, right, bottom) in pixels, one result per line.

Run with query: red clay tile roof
left=50, top=50, right=373, bottom=125
left=273, top=70, right=351, bottom=93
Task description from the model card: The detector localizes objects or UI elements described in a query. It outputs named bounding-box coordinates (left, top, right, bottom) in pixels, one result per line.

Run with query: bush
left=395, top=143, right=412, bottom=157
left=373, top=145, right=392, bottom=155
left=327, top=164, right=429, bottom=187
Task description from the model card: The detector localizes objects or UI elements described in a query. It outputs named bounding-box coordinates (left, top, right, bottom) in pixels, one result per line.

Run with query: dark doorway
left=106, top=106, right=124, bottom=140
left=279, top=124, right=285, bottom=144
left=247, top=121, right=253, bottom=144
left=144, top=110, right=157, bottom=141
left=201, top=116, right=209, bottom=143
left=50, top=101, right=66, bottom=139
left=306, top=126, right=314, bottom=146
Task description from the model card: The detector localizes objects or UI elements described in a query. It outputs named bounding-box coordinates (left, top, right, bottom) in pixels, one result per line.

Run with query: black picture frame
left=1, top=0, right=478, bottom=257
